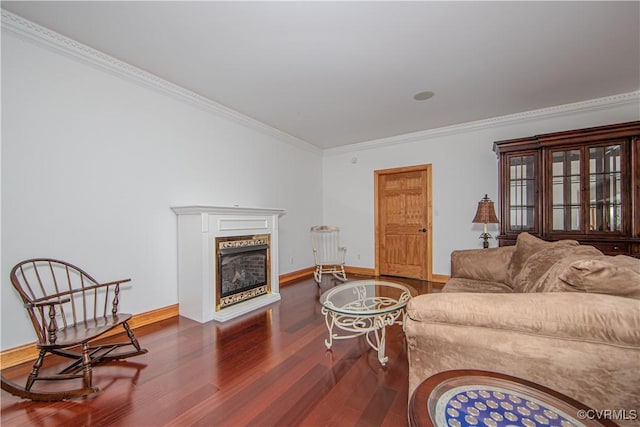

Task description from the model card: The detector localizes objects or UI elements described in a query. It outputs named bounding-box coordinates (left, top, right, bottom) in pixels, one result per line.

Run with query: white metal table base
left=321, top=306, right=406, bottom=366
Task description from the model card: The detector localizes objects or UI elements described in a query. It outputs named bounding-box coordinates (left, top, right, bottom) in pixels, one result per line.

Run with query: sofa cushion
left=442, top=278, right=513, bottom=293
left=530, top=253, right=597, bottom=293
left=406, top=292, right=640, bottom=348
left=514, top=245, right=603, bottom=293
left=506, top=233, right=579, bottom=287
left=450, top=246, right=515, bottom=284
left=559, top=255, right=640, bottom=299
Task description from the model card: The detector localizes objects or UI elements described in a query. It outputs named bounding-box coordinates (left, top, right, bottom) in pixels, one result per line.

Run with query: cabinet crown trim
left=494, top=121, right=640, bottom=154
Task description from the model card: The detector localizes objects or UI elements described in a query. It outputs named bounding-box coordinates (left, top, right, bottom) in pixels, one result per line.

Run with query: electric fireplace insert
left=215, top=234, right=270, bottom=310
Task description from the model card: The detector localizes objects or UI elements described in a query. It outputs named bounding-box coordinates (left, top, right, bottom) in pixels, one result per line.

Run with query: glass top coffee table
left=319, top=279, right=416, bottom=365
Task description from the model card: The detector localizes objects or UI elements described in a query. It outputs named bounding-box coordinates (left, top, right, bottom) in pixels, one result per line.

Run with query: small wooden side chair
left=310, top=225, right=347, bottom=283
left=1, top=258, right=148, bottom=401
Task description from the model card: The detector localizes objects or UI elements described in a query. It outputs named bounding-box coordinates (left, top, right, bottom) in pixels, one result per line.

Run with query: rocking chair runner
left=310, top=226, right=347, bottom=283
left=1, top=258, right=148, bottom=401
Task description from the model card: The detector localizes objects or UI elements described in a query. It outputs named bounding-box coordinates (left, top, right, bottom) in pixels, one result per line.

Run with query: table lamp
left=472, top=194, right=499, bottom=248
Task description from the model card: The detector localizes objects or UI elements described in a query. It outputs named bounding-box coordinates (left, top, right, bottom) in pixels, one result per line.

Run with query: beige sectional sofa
left=405, top=233, right=640, bottom=425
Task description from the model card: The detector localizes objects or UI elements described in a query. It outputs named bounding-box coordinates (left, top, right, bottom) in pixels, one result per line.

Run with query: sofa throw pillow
left=506, top=232, right=579, bottom=287
left=559, top=255, right=640, bottom=299
left=529, top=249, right=605, bottom=293
left=513, top=245, right=602, bottom=293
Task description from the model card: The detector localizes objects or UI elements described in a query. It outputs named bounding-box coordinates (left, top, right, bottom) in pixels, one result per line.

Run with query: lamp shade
left=472, top=194, right=499, bottom=224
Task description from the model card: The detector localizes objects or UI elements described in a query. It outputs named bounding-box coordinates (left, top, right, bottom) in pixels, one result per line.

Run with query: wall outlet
left=357, top=254, right=361, bottom=260
left=290, top=256, right=294, bottom=265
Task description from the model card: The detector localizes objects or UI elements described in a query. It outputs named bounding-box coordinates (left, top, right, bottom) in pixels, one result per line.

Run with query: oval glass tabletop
left=319, top=280, right=417, bottom=316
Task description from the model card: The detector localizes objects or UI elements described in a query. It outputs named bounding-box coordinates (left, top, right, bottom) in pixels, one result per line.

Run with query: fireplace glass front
left=216, top=235, right=270, bottom=310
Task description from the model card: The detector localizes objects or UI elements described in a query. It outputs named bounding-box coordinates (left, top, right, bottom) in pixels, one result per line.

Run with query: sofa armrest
left=450, top=246, right=515, bottom=284
left=405, top=292, right=640, bottom=422
left=407, top=292, right=639, bottom=347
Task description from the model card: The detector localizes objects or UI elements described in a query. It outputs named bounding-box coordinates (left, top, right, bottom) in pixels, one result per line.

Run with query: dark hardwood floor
left=1, top=275, right=440, bottom=427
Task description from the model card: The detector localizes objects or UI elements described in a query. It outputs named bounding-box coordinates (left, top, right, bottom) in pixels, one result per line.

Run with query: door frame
left=374, top=164, right=433, bottom=280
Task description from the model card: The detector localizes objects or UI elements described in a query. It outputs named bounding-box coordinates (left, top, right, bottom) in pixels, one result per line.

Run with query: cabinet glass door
left=508, top=154, right=536, bottom=231
left=551, top=149, right=581, bottom=231
left=589, top=144, right=622, bottom=232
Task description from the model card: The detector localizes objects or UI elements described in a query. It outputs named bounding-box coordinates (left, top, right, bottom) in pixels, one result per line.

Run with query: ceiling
left=3, top=1, right=639, bottom=149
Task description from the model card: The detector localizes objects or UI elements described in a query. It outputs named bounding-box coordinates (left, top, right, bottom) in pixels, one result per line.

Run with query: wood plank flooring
left=1, top=275, right=439, bottom=427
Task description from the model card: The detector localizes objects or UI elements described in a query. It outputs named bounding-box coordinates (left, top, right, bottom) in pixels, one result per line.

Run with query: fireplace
left=216, top=234, right=270, bottom=310
left=172, top=205, right=284, bottom=323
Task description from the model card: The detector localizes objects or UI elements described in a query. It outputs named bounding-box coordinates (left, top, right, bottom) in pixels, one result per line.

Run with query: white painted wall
left=1, top=31, right=323, bottom=350
left=322, top=102, right=639, bottom=276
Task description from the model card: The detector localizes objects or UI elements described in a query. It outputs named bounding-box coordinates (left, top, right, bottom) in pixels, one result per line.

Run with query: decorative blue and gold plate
left=433, top=383, right=583, bottom=427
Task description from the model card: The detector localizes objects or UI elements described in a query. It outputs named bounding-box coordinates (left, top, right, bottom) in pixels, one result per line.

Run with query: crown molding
left=1, top=9, right=321, bottom=154
left=325, top=91, right=640, bottom=155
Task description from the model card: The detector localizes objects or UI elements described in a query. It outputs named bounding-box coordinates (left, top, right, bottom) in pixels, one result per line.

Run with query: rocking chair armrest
left=29, top=297, right=71, bottom=308
left=29, top=279, right=132, bottom=306
left=338, top=246, right=347, bottom=264
left=89, top=278, right=132, bottom=290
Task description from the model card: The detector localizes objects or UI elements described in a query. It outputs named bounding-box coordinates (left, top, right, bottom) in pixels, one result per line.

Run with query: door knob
left=419, top=228, right=427, bottom=232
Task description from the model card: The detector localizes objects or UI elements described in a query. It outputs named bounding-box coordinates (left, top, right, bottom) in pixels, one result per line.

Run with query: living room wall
left=1, top=29, right=323, bottom=349
left=322, top=96, right=639, bottom=276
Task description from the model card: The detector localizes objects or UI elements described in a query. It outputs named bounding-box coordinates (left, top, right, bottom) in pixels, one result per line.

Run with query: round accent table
left=319, top=280, right=416, bottom=366
left=409, top=370, right=619, bottom=427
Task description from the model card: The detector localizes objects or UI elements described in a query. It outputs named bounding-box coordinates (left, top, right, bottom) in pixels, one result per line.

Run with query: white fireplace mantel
left=171, top=205, right=285, bottom=323
left=171, top=205, right=286, bottom=217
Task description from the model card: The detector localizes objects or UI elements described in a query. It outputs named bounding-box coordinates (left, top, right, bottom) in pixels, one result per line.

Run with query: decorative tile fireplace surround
left=171, top=205, right=285, bottom=323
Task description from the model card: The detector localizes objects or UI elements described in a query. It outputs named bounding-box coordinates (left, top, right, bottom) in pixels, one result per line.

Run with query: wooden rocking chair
left=1, top=258, right=148, bottom=401
left=310, top=226, right=347, bottom=283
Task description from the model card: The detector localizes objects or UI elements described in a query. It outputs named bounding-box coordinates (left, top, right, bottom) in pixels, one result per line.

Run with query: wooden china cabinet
left=493, top=121, right=640, bottom=257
